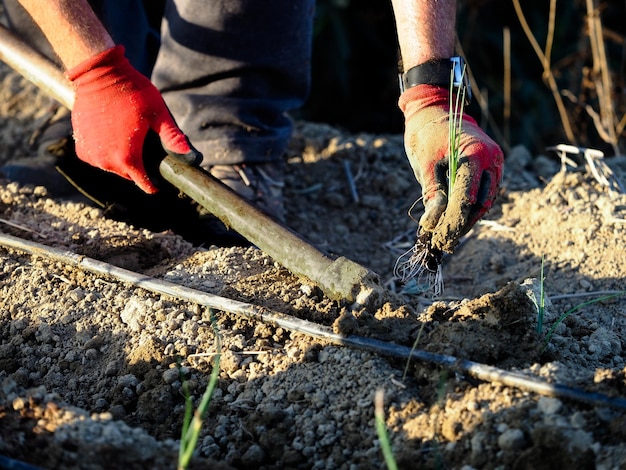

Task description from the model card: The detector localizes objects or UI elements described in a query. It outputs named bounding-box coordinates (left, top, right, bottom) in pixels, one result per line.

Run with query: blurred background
left=302, top=0, right=626, bottom=158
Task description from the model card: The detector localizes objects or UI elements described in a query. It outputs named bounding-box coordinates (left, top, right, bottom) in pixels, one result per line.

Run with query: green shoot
left=541, top=291, right=625, bottom=353
left=178, top=309, right=222, bottom=470
left=375, top=389, right=398, bottom=470
left=448, top=65, right=467, bottom=196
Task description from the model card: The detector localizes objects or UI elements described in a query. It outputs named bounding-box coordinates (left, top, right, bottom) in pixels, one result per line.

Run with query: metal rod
left=1, top=231, right=625, bottom=410
left=0, top=23, right=382, bottom=305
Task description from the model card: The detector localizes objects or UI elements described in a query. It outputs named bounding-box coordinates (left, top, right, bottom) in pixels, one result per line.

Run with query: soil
left=0, top=60, right=626, bottom=470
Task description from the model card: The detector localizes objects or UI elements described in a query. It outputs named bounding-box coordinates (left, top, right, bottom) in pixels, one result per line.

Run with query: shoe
left=208, top=161, right=285, bottom=222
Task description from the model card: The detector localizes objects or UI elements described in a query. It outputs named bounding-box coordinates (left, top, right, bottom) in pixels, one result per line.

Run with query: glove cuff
left=398, top=84, right=449, bottom=115
left=65, top=45, right=127, bottom=82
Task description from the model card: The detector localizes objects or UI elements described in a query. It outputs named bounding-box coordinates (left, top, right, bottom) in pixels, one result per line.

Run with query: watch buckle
left=450, top=56, right=472, bottom=105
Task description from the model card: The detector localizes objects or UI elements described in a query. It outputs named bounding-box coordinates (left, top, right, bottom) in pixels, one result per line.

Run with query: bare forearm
left=16, top=0, right=114, bottom=69
left=391, top=0, right=457, bottom=70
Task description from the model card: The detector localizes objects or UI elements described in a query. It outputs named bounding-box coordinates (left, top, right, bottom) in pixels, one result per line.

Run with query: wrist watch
left=399, top=56, right=472, bottom=104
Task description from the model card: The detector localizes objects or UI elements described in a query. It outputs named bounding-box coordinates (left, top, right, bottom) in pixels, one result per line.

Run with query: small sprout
left=542, top=291, right=625, bottom=353
left=375, top=389, right=398, bottom=470
left=448, top=63, right=468, bottom=196
left=178, top=310, right=221, bottom=470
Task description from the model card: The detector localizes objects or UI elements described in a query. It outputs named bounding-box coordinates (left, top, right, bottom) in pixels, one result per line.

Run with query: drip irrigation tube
left=1, top=231, right=625, bottom=410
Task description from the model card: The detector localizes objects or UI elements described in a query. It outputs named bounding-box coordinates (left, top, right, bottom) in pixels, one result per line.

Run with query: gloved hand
left=399, top=84, right=503, bottom=253
left=66, top=45, right=202, bottom=194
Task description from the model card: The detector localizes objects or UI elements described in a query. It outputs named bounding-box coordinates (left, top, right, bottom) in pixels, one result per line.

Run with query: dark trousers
left=3, top=0, right=314, bottom=165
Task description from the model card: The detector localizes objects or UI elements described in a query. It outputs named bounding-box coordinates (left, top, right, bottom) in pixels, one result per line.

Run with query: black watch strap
left=401, top=58, right=453, bottom=91
left=399, top=56, right=472, bottom=104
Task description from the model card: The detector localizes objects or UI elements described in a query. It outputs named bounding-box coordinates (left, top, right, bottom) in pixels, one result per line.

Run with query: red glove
left=400, top=84, right=503, bottom=253
left=66, top=46, right=202, bottom=194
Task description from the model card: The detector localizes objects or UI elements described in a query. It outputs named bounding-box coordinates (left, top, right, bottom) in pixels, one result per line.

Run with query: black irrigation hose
left=1, top=232, right=625, bottom=411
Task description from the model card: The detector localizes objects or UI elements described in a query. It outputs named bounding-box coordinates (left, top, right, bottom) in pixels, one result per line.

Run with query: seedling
left=394, top=64, right=468, bottom=296
left=375, top=389, right=398, bottom=470
left=178, top=310, right=222, bottom=470
left=542, top=291, right=625, bottom=353
left=448, top=64, right=467, bottom=196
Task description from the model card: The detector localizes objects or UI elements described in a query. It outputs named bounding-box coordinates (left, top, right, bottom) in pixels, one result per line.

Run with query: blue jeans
left=4, top=0, right=314, bottom=165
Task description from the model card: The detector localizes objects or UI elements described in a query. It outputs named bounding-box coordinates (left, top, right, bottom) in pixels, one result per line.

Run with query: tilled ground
left=0, top=64, right=625, bottom=469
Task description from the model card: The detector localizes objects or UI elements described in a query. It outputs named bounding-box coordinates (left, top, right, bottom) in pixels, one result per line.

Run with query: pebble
left=94, top=398, right=108, bottom=410
left=87, top=208, right=102, bottom=219
left=507, top=145, right=533, bottom=171
left=318, top=349, right=331, bottom=363
left=64, top=351, right=77, bottom=362
left=570, top=411, right=587, bottom=428
left=241, top=444, right=265, bottom=466
left=69, top=288, right=85, bottom=302
left=36, top=323, right=54, bottom=343
left=104, top=361, right=119, bottom=377
left=162, top=368, right=180, bottom=385
left=120, top=297, right=147, bottom=332
left=537, top=397, right=562, bottom=415
left=497, top=428, right=525, bottom=451
left=300, top=284, right=314, bottom=296
left=466, top=401, right=478, bottom=411
left=117, top=374, right=139, bottom=388
left=85, top=349, right=99, bottom=360
left=310, top=390, right=329, bottom=408
left=587, top=327, right=622, bottom=359
left=470, top=432, right=487, bottom=467
left=567, top=429, right=594, bottom=453
left=12, top=397, right=26, bottom=411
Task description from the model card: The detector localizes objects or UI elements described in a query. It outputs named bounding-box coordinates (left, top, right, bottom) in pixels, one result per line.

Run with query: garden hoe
left=0, top=24, right=383, bottom=307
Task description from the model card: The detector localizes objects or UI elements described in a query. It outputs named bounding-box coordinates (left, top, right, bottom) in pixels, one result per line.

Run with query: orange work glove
left=400, top=84, right=503, bottom=253
left=66, top=45, right=202, bottom=193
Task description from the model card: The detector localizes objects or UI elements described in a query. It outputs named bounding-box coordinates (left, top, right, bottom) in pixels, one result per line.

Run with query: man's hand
left=66, top=46, right=202, bottom=193
left=400, top=84, right=503, bottom=253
